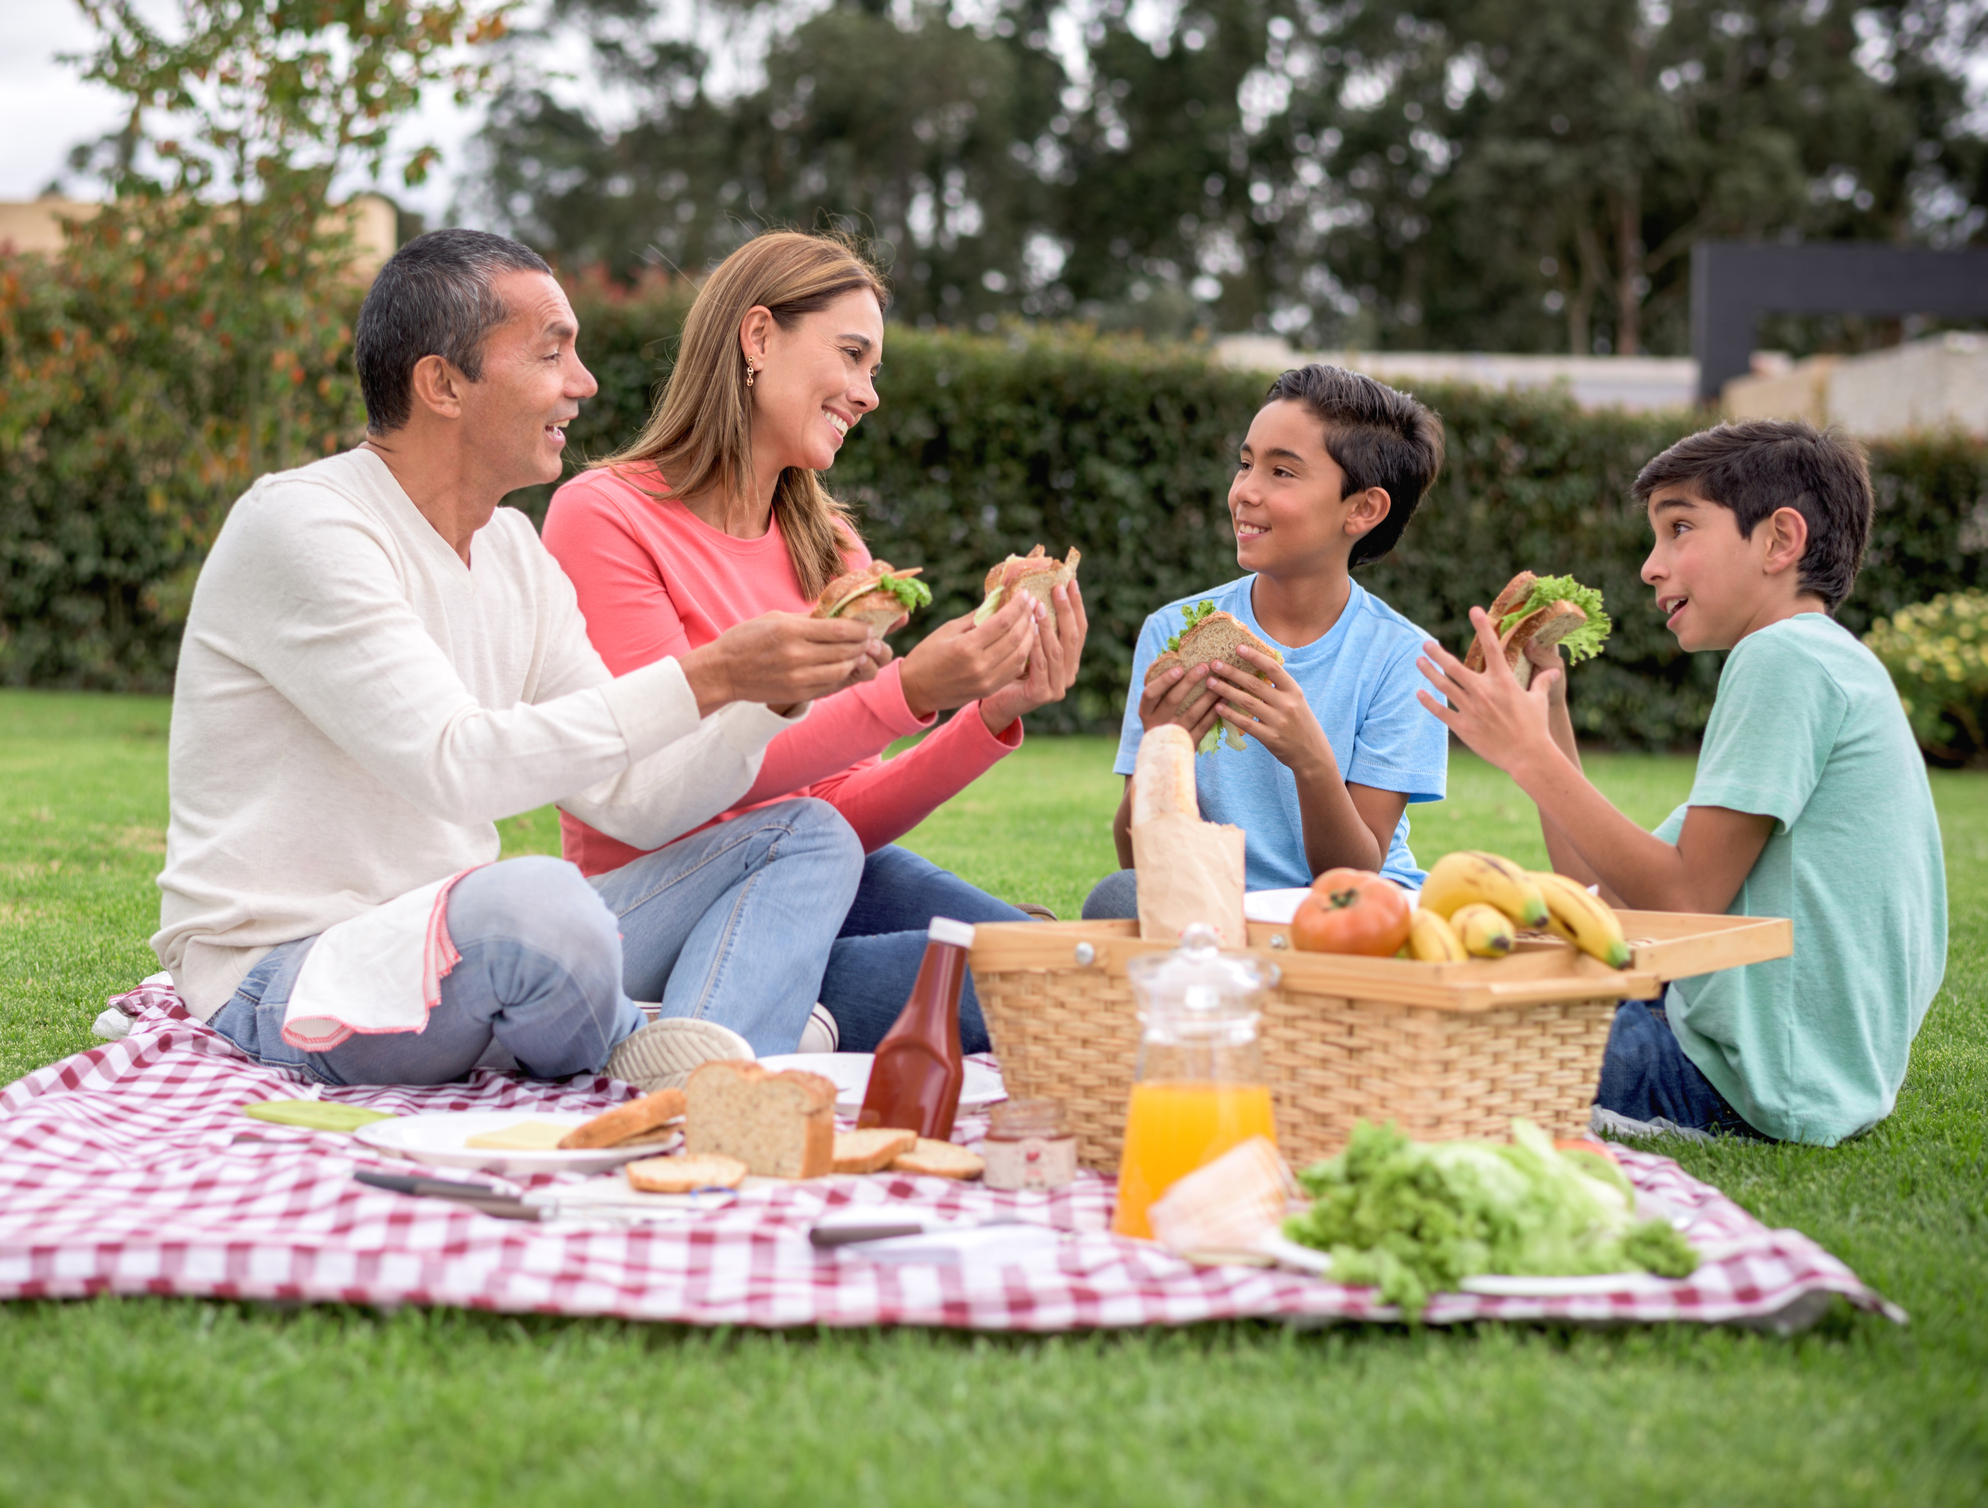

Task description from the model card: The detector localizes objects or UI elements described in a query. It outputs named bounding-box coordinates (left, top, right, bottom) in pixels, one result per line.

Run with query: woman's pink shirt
left=541, top=465, right=1021, bottom=876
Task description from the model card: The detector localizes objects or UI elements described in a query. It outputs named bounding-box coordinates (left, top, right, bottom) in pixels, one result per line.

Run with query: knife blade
left=352, top=1168, right=542, bottom=1221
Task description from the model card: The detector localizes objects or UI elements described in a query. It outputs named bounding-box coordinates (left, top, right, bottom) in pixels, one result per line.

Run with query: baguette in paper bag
left=1129, top=725, right=1247, bottom=945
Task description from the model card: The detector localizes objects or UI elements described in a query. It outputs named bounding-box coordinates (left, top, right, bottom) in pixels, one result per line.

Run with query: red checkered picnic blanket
left=0, top=982, right=1904, bottom=1331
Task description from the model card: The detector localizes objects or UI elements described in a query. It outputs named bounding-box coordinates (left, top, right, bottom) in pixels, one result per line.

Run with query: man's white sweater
left=155, top=448, right=803, bottom=1020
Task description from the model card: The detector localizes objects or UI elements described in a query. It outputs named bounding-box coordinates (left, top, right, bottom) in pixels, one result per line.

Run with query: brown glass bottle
left=856, top=917, right=974, bottom=1140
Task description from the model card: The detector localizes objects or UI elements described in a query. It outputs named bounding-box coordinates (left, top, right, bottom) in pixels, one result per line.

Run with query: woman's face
left=744, top=288, right=885, bottom=475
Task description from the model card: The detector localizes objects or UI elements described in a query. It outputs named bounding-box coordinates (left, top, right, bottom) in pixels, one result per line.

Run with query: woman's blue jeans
left=206, top=798, right=863, bottom=1083
left=818, top=844, right=1027, bottom=1055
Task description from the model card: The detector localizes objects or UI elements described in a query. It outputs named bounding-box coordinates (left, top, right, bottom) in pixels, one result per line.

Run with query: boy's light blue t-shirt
left=1653, top=614, right=1946, bottom=1146
left=1114, top=576, right=1448, bottom=890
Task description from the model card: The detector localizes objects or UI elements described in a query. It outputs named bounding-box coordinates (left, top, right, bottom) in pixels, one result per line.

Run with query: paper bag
left=1131, top=812, right=1247, bottom=946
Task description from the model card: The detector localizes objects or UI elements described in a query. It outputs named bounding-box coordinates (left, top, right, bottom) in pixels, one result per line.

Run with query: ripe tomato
left=1290, top=868, right=1413, bottom=956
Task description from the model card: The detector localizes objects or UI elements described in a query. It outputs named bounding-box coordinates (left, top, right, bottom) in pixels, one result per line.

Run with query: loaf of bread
left=557, top=1087, right=687, bottom=1150
left=1131, top=723, right=1197, bottom=825
left=684, top=1060, right=837, bottom=1178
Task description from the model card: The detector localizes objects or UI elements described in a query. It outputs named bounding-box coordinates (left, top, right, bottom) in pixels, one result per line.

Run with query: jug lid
left=1126, top=923, right=1265, bottom=1012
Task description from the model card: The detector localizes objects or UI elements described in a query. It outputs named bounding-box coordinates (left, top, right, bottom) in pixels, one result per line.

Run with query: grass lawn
left=1, top=688, right=1984, bottom=1505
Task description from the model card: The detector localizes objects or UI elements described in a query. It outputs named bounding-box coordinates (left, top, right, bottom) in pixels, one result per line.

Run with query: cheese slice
left=463, top=1120, right=572, bottom=1151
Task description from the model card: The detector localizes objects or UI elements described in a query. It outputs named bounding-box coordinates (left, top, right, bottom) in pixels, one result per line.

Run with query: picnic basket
left=970, top=912, right=1791, bottom=1174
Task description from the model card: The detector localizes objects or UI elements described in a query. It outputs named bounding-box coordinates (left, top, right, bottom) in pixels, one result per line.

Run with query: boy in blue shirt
left=1419, top=420, right=1946, bottom=1145
left=1085, top=365, right=1449, bottom=917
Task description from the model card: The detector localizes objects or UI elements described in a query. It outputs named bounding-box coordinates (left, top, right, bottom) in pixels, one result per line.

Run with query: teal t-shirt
left=1653, top=614, right=1946, bottom=1145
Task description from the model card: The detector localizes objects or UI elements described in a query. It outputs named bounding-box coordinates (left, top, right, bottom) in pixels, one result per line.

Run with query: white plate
left=1257, top=1234, right=1667, bottom=1296
left=1243, top=889, right=1314, bottom=925
left=353, top=1110, right=675, bottom=1175
left=757, top=1053, right=1006, bottom=1111
left=1244, top=882, right=1421, bottom=925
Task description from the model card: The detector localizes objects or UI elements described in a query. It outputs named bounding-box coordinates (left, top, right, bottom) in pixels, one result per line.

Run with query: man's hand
left=897, top=589, right=1037, bottom=718
left=979, top=581, right=1089, bottom=733
left=678, top=612, right=879, bottom=717
left=1415, top=606, right=1562, bottom=777
left=1207, top=644, right=1332, bottom=773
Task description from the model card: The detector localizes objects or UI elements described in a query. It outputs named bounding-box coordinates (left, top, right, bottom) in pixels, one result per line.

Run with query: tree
left=0, top=1, right=505, bottom=686
left=471, top=0, right=1988, bottom=353
left=476, top=0, right=1065, bottom=326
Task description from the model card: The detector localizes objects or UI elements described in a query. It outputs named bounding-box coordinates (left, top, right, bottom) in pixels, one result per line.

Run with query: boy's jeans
left=207, top=798, right=863, bottom=1083
left=1595, top=999, right=1767, bottom=1138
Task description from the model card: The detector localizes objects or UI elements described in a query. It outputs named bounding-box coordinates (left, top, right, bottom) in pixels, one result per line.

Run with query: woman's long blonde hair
left=596, top=231, right=890, bottom=598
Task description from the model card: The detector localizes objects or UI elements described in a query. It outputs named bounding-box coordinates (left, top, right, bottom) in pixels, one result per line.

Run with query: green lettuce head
left=1500, top=575, right=1611, bottom=663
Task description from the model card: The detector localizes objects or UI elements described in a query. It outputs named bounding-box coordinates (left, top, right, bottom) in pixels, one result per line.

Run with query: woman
left=542, top=230, right=1087, bottom=1054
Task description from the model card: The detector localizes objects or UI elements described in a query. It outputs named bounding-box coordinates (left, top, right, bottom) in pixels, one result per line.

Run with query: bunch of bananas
left=1404, top=851, right=1630, bottom=968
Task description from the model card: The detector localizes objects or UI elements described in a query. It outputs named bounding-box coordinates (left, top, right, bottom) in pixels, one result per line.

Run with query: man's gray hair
left=355, top=228, right=554, bottom=434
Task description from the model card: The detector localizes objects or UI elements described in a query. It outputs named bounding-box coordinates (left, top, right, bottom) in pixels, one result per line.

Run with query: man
left=155, top=229, right=881, bottom=1089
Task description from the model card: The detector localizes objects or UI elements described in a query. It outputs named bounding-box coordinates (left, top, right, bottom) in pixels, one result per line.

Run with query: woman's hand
left=679, top=612, right=881, bottom=716
left=1207, top=644, right=1333, bottom=774
left=979, top=580, right=1090, bottom=733
left=1415, top=607, right=1561, bottom=775
left=897, top=589, right=1037, bottom=718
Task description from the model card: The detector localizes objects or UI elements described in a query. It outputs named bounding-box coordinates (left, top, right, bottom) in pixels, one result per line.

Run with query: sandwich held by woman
left=543, top=230, right=1089, bottom=1055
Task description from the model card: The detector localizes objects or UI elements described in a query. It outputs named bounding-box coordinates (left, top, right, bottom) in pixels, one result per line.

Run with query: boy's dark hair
left=355, top=228, right=554, bottom=434
left=1262, top=364, right=1445, bottom=568
left=1632, top=419, right=1872, bottom=612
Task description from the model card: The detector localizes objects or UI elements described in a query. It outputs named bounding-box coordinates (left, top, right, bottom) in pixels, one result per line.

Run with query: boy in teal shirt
left=1418, top=420, right=1945, bottom=1145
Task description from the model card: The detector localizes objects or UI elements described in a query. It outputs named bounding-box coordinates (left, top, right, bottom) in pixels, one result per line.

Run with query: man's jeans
left=818, top=844, right=1028, bottom=1055
left=207, top=798, right=863, bottom=1083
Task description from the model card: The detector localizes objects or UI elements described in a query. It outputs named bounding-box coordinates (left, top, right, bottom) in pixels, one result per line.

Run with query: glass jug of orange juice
left=1112, top=924, right=1276, bottom=1239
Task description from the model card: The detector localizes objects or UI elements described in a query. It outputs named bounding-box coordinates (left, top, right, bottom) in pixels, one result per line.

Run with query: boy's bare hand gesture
left=1415, top=607, right=1560, bottom=776
left=1208, top=644, right=1333, bottom=774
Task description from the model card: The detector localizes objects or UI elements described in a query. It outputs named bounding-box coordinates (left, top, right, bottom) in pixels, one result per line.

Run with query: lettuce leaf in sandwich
left=1499, top=575, right=1611, bottom=663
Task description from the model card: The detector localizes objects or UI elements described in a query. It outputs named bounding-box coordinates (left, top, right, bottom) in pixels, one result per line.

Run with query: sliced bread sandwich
left=974, top=544, right=1082, bottom=631
left=1143, top=601, right=1285, bottom=752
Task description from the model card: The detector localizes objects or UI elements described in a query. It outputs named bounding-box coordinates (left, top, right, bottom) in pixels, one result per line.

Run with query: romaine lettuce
left=1499, top=575, right=1611, bottom=663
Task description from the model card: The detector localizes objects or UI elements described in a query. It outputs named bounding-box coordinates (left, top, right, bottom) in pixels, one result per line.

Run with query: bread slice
left=976, top=544, right=1082, bottom=631
left=891, top=1138, right=986, bottom=1180
left=1142, top=611, right=1284, bottom=749
left=557, top=1087, right=687, bottom=1150
left=625, top=1153, right=748, bottom=1193
left=684, top=1059, right=837, bottom=1178
left=832, top=1128, right=918, bottom=1174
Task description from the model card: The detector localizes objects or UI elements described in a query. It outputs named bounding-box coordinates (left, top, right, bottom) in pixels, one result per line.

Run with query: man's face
left=1641, top=487, right=1763, bottom=652
left=457, top=270, right=598, bottom=493
left=1227, top=399, right=1383, bottom=575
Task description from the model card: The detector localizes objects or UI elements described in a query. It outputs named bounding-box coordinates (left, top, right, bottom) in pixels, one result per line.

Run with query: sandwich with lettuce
left=811, top=561, right=932, bottom=636
left=1463, top=571, right=1611, bottom=687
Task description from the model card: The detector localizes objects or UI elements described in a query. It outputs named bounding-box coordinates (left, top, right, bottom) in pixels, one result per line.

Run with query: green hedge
left=9, top=266, right=1987, bottom=746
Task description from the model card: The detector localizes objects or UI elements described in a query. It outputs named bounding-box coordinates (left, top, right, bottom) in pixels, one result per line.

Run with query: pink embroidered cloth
left=0, top=982, right=1904, bottom=1331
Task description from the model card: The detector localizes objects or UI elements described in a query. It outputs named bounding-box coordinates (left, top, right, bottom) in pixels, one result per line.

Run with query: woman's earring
left=745, top=359, right=756, bottom=388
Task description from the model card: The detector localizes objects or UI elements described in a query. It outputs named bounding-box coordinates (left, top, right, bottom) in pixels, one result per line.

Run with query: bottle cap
left=928, top=917, right=976, bottom=949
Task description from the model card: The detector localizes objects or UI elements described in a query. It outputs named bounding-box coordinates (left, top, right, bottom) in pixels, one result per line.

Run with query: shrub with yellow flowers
left=1864, top=592, right=1988, bottom=764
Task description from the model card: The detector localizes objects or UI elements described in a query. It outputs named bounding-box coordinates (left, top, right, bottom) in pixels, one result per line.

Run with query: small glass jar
left=981, top=1098, right=1077, bottom=1191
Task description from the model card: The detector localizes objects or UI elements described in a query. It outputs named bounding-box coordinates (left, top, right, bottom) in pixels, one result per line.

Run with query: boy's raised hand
left=1208, top=644, right=1332, bottom=772
left=1415, top=607, right=1560, bottom=775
